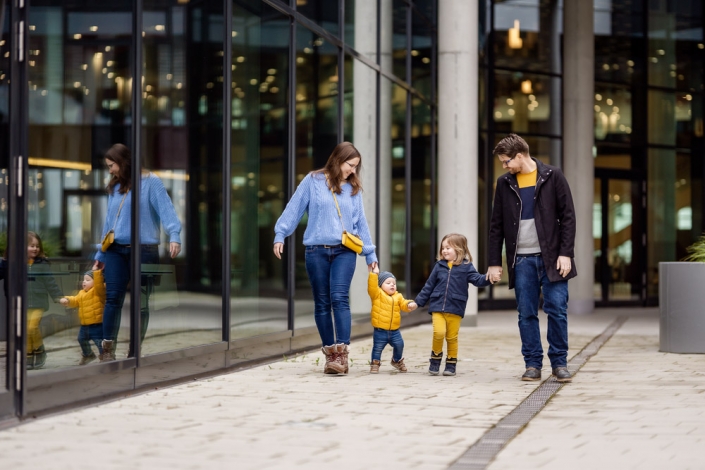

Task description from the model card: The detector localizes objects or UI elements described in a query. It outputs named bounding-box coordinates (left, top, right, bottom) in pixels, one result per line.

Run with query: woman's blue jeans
left=514, top=254, right=569, bottom=369
left=102, top=244, right=159, bottom=345
left=371, top=328, right=404, bottom=362
left=304, top=245, right=356, bottom=346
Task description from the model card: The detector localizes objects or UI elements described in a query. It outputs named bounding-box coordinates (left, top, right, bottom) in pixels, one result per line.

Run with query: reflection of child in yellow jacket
left=368, top=268, right=417, bottom=374
left=60, top=270, right=106, bottom=365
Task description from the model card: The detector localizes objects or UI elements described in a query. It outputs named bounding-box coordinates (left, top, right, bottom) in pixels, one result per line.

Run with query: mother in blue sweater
left=273, top=142, right=378, bottom=375
left=93, top=143, right=182, bottom=362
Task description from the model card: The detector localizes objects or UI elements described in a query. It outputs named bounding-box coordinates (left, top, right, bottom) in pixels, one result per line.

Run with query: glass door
left=594, top=171, right=645, bottom=303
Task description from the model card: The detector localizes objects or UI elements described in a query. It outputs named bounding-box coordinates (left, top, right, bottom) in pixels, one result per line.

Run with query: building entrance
left=594, top=170, right=646, bottom=305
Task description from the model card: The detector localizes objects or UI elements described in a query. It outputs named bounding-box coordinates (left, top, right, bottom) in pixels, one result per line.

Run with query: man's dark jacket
left=488, top=158, right=577, bottom=289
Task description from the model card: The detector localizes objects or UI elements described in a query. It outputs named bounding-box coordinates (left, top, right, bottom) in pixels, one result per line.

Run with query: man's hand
left=556, top=256, right=571, bottom=278
left=273, top=243, right=284, bottom=259
left=487, top=266, right=503, bottom=284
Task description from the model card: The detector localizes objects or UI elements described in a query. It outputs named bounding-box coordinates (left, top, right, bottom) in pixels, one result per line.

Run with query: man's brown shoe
left=552, top=367, right=572, bottom=383
left=521, top=367, right=541, bottom=381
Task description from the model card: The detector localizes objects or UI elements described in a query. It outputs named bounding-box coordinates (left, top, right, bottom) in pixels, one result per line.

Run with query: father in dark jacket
left=487, top=134, right=577, bottom=383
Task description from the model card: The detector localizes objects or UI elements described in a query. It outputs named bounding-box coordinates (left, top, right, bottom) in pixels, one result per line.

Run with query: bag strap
left=111, top=192, right=128, bottom=232
left=327, top=176, right=346, bottom=232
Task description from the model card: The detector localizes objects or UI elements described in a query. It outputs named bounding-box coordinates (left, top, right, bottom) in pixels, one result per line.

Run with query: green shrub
left=683, top=235, right=705, bottom=263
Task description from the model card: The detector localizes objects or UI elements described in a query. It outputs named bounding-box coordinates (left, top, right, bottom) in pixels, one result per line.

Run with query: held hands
left=59, top=298, right=68, bottom=306
left=407, top=301, right=417, bottom=312
left=556, top=256, right=571, bottom=278
left=486, top=266, right=503, bottom=284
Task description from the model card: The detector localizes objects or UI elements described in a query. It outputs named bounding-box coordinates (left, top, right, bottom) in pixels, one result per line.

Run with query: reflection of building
left=0, top=1, right=702, bottom=418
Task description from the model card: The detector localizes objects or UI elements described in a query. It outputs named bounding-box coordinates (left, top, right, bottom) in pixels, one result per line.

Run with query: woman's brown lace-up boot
left=321, top=345, right=346, bottom=374
left=334, top=343, right=349, bottom=374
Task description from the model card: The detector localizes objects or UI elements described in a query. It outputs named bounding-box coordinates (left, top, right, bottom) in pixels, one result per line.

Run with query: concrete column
left=438, top=1, right=479, bottom=325
left=563, top=0, right=594, bottom=314
left=350, top=0, right=378, bottom=316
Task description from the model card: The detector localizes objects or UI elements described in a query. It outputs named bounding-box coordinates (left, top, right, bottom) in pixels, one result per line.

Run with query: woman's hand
left=170, top=242, right=181, bottom=259
left=93, top=260, right=104, bottom=271
left=273, top=243, right=284, bottom=259
left=368, top=261, right=378, bottom=272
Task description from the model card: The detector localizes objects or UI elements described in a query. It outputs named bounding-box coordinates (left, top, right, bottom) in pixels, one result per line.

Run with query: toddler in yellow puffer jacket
left=60, top=269, right=106, bottom=365
left=368, top=266, right=417, bottom=374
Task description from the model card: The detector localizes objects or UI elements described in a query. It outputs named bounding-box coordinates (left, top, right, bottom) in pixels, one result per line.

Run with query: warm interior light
left=28, top=158, right=91, bottom=171
left=521, top=79, right=533, bottom=94
left=508, top=20, right=523, bottom=49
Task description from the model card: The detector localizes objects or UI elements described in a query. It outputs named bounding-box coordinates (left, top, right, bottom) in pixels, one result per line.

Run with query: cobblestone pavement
left=0, top=308, right=703, bottom=470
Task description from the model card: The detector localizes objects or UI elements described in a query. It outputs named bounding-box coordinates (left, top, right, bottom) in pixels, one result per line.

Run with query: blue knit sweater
left=95, top=173, right=182, bottom=262
left=274, top=172, right=378, bottom=265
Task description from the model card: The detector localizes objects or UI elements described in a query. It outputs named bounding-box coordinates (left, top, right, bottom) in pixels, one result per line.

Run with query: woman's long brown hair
left=105, top=143, right=132, bottom=194
left=314, top=142, right=363, bottom=195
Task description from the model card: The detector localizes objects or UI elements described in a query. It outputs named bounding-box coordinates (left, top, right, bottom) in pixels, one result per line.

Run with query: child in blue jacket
left=415, top=233, right=491, bottom=376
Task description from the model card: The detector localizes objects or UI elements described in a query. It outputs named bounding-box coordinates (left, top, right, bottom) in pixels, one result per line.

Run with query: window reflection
left=493, top=70, right=560, bottom=137
left=594, top=84, right=632, bottom=143
left=294, top=27, right=339, bottom=330
left=493, top=0, right=562, bottom=74
left=25, top=3, right=133, bottom=371
left=140, top=0, right=223, bottom=355
left=390, top=83, right=406, bottom=292
left=0, top=2, right=9, bottom=389
left=410, top=99, right=432, bottom=296
left=231, top=0, right=289, bottom=339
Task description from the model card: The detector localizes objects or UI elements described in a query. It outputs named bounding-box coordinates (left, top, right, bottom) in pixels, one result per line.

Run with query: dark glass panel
left=293, top=26, right=338, bottom=331
left=493, top=0, right=562, bottom=74
left=140, top=0, right=224, bottom=355
left=296, top=0, right=340, bottom=39
left=493, top=70, right=561, bottom=138
left=231, top=0, right=289, bottom=339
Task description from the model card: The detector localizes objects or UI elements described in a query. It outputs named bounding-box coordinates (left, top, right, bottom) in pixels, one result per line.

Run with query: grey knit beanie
left=84, top=271, right=94, bottom=278
left=378, top=271, right=396, bottom=287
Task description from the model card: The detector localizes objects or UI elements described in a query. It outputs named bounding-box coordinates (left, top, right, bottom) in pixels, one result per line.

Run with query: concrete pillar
left=563, top=0, right=595, bottom=314
left=350, top=0, right=378, bottom=316
left=438, top=0, right=479, bottom=325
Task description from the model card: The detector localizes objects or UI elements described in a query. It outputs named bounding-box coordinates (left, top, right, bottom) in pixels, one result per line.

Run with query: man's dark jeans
left=514, top=254, right=569, bottom=369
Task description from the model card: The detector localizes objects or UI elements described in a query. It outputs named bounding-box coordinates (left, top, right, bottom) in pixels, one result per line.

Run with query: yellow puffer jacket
left=64, top=270, right=106, bottom=326
left=368, top=273, right=413, bottom=330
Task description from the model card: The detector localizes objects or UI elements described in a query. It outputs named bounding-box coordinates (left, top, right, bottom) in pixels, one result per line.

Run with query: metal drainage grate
left=449, top=316, right=628, bottom=470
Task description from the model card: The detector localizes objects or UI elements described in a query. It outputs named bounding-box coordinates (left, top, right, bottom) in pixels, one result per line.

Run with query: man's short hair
left=493, top=133, right=530, bottom=159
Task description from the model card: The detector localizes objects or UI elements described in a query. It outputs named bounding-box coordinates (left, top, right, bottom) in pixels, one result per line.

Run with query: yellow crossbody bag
left=329, top=182, right=364, bottom=254
left=101, top=192, right=127, bottom=253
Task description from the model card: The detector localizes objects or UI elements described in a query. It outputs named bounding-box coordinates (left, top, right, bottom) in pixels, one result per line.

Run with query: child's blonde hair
left=438, top=233, right=472, bottom=264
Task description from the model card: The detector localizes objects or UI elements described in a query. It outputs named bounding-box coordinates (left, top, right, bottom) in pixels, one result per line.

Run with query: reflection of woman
left=273, top=142, right=378, bottom=375
left=93, top=144, right=181, bottom=362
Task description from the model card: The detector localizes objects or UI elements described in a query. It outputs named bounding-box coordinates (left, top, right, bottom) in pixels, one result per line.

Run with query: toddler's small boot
left=429, top=351, right=443, bottom=375
left=26, top=353, right=35, bottom=371
left=443, top=357, right=457, bottom=376
left=33, top=345, right=47, bottom=369
left=79, top=352, right=97, bottom=366
left=370, top=359, right=381, bottom=374
left=391, top=358, right=407, bottom=372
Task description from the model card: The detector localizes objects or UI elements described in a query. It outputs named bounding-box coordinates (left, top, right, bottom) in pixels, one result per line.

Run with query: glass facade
left=0, top=0, right=437, bottom=418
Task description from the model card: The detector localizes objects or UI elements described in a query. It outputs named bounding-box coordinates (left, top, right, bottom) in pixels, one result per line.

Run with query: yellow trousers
left=27, top=308, right=44, bottom=352
left=431, top=312, right=462, bottom=359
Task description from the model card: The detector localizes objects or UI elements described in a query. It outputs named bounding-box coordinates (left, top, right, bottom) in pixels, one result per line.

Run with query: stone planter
left=659, top=262, right=705, bottom=353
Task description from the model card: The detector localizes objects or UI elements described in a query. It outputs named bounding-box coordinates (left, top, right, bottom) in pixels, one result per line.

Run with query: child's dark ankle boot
left=429, top=351, right=443, bottom=375
left=443, top=357, right=457, bottom=376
